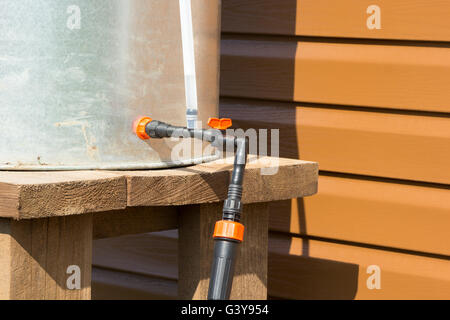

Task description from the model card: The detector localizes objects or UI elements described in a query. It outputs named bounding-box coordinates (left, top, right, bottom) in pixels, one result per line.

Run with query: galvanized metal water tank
left=0, top=0, right=220, bottom=170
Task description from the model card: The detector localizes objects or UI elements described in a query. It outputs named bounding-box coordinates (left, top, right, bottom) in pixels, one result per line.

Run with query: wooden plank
left=0, top=183, right=19, bottom=219
left=223, top=0, right=450, bottom=42
left=269, top=175, right=450, bottom=256
left=92, top=267, right=177, bottom=300
left=221, top=99, right=450, bottom=184
left=0, top=214, right=92, bottom=300
left=221, top=39, right=450, bottom=113
left=93, top=231, right=178, bottom=280
left=178, top=204, right=220, bottom=300
left=0, top=171, right=127, bottom=219
left=178, top=203, right=268, bottom=300
left=0, top=221, right=12, bottom=299
left=231, top=203, right=268, bottom=300
left=269, top=233, right=450, bottom=300
left=93, top=207, right=178, bottom=240
left=125, top=156, right=318, bottom=207
left=0, top=157, right=318, bottom=218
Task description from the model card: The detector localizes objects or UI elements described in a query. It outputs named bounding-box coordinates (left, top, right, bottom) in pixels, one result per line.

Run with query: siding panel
left=269, top=234, right=450, bottom=300
left=221, top=99, right=450, bottom=184
left=223, top=0, right=450, bottom=42
left=221, top=39, right=450, bottom=113
left=268, top=175, right=450, bottom=256
left=220, top=0, right=450, bottom=300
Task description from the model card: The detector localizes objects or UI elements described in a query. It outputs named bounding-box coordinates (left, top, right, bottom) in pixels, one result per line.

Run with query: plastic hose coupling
left=134, top=117, right=152, bottom=140
left=222, top=184, right=243, bottom=221
left=213, top=220, right=245, bottom=243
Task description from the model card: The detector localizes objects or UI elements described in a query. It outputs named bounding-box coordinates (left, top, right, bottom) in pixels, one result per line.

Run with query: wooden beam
left=0, top=171, right=127, bottom=219
left=92, top=267, right=177, bottom=300
left=93, top=207, right=178, bottom=240
left=178, top=203, right=268, bottom=300
left=93, top=232, right=178, bottom=281
left=0, top=157, right=318, bottom=218
left=125, top=157, right=318, bottom=207
left=0, top=214, right=92, bottom=300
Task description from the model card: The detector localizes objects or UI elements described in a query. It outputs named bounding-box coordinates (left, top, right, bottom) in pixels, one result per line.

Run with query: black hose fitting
left=143, top=119, right=248, bottom=300
left=222, top=184, right=243, bottom=221
left=221, top=137, right=247, bottom=223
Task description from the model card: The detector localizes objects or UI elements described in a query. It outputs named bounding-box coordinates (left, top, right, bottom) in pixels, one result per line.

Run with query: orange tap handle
left=208, top=118, right=232, bottom=130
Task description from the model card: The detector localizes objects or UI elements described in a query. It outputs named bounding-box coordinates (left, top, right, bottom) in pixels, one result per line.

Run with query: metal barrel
left=0, top=0, right=220, bottom=170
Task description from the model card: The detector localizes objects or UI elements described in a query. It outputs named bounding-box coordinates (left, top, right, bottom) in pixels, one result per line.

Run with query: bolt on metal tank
left=0, top=0, right=220, bottom=170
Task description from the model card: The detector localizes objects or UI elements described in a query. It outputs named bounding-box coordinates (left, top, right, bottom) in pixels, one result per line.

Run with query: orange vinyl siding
left=222, top=98, right=450, bottom=256
left=223, top=0, right=450, bottom=42
left=221, top=99, right=450, bottom=184
left=269, top=234, right=450, bottom=300
left=268, top=176, right=450, bottom=256
left=221, top=39, right=450, bottom=113
left=220, top=0, right=450, bottom=299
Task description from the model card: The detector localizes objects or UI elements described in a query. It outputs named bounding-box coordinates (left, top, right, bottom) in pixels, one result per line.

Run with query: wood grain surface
left=93, top=207, right=178, bottom=240
left=92, top=267, right=177, bottom=300
left=0, top=156, right=318, bottom=219
left=0, top=171, right=127, bottom=219
left=0, top=214, right=92, bottom=300
left=125, top=157, right=318, bottom=207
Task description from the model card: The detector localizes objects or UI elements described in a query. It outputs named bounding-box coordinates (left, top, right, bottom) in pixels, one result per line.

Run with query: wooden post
left=178, top=202, right=268, bottom=300
left=0, top=214, right=92, bottom=300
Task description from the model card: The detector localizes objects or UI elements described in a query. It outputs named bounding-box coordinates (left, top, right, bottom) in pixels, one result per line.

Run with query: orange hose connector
left=213, top=220, right=245, bottom=242
left=133, top=117, right=152, bottom=140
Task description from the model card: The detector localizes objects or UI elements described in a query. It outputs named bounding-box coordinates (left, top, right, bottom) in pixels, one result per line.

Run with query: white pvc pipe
left=179, top=0, right=198, bottom=129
